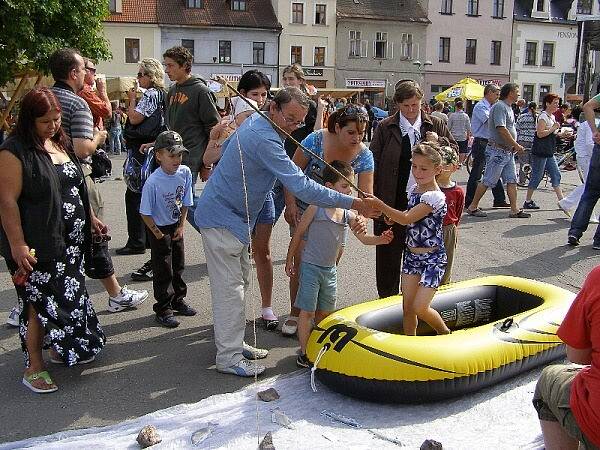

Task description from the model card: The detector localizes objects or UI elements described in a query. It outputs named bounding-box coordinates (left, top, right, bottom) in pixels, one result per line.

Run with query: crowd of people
left=0, top=47, right=598, bottom=449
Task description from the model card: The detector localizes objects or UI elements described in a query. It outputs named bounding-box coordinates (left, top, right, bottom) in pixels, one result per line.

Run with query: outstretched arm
left=285, top=205, right=317, bottom=277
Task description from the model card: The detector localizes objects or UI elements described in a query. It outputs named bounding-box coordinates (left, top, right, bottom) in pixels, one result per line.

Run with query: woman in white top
left=558, top=117, right=600, bottom=222
left=523, top=93, right=571, bottom=210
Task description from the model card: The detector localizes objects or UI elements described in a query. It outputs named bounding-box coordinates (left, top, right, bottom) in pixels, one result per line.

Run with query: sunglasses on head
left=338, top=105, right=368, bottom=122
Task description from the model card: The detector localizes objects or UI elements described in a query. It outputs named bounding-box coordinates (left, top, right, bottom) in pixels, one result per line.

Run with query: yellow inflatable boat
left=306, top=276, right=575, bottom=403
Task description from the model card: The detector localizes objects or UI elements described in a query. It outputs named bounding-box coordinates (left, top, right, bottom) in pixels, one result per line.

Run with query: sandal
left=281, top=316, right=299, bottom=336
left=509, top=210, right=531, bottom=218
left=22, top=370, right=58, bottom=394
left=49, top=350, right=95, bottom=365
left=263, top=317, right=279, bottom=331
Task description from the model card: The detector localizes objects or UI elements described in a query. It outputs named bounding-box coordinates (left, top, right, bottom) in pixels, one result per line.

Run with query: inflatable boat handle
left=499, top=318, right=514, bottom=332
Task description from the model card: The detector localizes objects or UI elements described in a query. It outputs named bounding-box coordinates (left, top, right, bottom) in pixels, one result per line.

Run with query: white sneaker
left=242, top=341, right=269, bottom=359
left=6, top=305, right=19, bottom=327
left=217, top=358, right=266, bottom=377
left=107, top=285, right=148, bottom=312
left=591, top=216, right=600, bottom=224
left=281, top=316, right=299, bottom=336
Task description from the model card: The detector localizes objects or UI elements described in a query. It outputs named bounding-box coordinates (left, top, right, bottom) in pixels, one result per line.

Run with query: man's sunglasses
left=85, top=67, right=97, bottom=74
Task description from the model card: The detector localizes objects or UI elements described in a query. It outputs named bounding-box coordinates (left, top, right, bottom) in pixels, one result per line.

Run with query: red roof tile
left=157, top=0, right=281, bottom=30
left=106, top=0, right=158, bottom=23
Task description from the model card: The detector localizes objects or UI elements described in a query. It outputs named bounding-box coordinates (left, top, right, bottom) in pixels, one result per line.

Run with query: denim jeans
left=569, top=145, right=600, bottom=245
left=528, top=154, right=561, bottom=189
left=465, top=138, right=506, bottom=207
left=109, top=127, right=122, bottom=155
left=481, top=146, right=518, bottom=187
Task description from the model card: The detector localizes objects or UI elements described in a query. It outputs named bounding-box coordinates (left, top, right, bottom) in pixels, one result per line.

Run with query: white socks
left=262, top=307, right=277, bottom=320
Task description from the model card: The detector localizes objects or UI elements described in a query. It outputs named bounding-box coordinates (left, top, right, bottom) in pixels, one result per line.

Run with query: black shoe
left=493, top=201, right=511, bottom=208
left=155, top=313, right=179, bottom=328
left=567, top=235, right=580, bottom=246
left=523, top=200, right=540, bottom=210
left=131, top=260, right=153, bottom=281
left=263, top=317, right=279, bottom=331
left=172, top=301, right=197, bottom=316
left=116, top=246, right=146, bottom=255
left=296, top=353, right=311, bottom=368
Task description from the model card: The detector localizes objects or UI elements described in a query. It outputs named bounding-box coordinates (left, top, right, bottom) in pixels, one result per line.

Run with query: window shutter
left=373, top=40, right=376, bottom=58
left=361, top=40, right=368, bottom=57
left=389, top=42, right=393, bottom=59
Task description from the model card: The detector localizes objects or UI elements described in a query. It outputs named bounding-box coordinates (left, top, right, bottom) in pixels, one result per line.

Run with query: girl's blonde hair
left=139, top=58, right=165, bottom=89
left=412, top=141, right=443, bottom=167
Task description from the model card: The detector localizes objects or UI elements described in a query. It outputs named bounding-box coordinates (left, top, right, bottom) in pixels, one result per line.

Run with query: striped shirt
left=447, top=111, right=471, bottom=142
left=51, top=83, right=94, bottom=142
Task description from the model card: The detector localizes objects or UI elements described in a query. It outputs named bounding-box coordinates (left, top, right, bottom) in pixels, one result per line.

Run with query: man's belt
left=487, top=140, right=514, bottom=152
left=473, top=137, right=488, bottom=143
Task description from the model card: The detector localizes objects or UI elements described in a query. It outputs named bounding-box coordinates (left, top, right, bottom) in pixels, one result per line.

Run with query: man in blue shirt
left=465, top=84, right=508, bottom=209
left=196, top=87, right=374, bottom=377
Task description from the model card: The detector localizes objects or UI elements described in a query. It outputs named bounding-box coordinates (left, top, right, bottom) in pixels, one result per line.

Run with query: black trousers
left=465, top=138, right=506, bottom=207
left=374, top=220, right=406, bottom=298
left=125, top=188, right=147, bottom=250
left=148, top=223, right=187, bottom=314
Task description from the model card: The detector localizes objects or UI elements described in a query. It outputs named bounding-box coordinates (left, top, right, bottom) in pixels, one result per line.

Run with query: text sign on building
left=477, top=79, right=503, bottom=86
left=345, top=79, right=386, bottom=89
left=212, top=74, right=243, bottom=82
left=304, top=68, right=324, bottom=77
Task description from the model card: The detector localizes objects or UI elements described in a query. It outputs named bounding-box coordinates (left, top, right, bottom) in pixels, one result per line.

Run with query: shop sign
left=345, top=79, right=386, bottom=88
left=212, top=73, right=242, bottom=82
left=304, top=68, right=323, bottom=77
left=477, top=78, right=503, bottom=86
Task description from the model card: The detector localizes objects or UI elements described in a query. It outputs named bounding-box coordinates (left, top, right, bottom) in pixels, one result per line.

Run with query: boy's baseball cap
left=154, top=130, right=189, bottom=155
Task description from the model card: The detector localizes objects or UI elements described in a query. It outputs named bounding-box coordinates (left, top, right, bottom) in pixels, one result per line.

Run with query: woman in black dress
left=0, top=87, right=105, bottom=393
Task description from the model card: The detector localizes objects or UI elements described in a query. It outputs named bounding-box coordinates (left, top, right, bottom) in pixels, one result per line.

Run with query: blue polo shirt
left=195, top=112, right=354, bottom=244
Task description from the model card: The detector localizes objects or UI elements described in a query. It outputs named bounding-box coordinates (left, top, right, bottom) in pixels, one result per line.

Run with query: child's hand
left=351, top=215, right=368, bottom=235
left=172, top=226, right=184, bottom=241
left=285, top=257, right=295, bottom=278
left=361, top=194, right=384, bottom=211
left=379, top=229, right=394, bottom=244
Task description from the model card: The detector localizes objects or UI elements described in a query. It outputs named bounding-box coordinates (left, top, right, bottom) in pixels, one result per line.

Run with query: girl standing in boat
left=365, top=142, right=451, bottom=336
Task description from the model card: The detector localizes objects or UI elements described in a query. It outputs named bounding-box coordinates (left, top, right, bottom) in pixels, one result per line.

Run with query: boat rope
left=231, top=97, right=261, bottom=445
left=310, top=343, right=330, bottom=392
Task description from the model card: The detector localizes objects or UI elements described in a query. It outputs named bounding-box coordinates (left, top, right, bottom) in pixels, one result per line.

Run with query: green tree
left=0, top=0, right=111, bottom=86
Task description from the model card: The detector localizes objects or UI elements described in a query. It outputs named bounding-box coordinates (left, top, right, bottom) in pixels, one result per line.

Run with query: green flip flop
left=22, top=370, right=58, bottom=394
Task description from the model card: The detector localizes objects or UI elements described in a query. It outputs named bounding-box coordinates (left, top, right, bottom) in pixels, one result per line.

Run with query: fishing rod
left=212, top=76, right=367, bottom=198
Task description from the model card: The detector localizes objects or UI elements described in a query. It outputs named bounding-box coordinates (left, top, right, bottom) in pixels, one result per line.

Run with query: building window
left=541, top=42, right=554, bottom=66
left=536, top=0, right=545, bottom=11
left=314, top=47, right=325, bottom=66
left=525, top=42, right=537, bottom=65
left=315, top=4, right=326, bottom=25
left=522, top=84, right=535, bottom=103
left=219, top=40, right=231, bottom=63
left=231, top=0, right=246, bottom=10
left=465, top=39, right=477, bottom=64
left=187, top=0, right=202, bottom=7
left=492, top=0, right=504, bottom=18
left=109, top=0, right=117, bottom=13
left=577, top=0, right=592, bottom=14
left=441, top=0, right=453, bottom=14
left=291, top=46, right=302, bottom=64
left=349, top=30, right=366, bottom=58
left=292, top=2, right=304, bottom=23
left=125, top=38, right=140, bottom=63
left=467, top=0, right=479, bottom=15
left=539, top=84, right=551, bottom=104
left=400, top=33, right=413, bottom=60
left=439, top=37, right=450, bottom=62
left=374, top=32, right=389, bottom=59
left=253, top=42, right=265, bottom=65
left=182, top=39, right=194, bottom=60
left=491, top=40, right=501, bottom=65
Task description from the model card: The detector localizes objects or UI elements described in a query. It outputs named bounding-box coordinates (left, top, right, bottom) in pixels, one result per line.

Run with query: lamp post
left=412, top=60, right=432, bottom=86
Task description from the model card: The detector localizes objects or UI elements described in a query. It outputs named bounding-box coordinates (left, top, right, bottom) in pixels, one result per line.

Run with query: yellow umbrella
left=435, top=77, right=484, bottom=102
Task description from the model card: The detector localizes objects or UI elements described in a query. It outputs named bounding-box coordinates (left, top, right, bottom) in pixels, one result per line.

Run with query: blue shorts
left=294, top=261, right=337, bottom=312
left=402, top=250, right=447, bottom=288
left=482, top=145, right=518, bottom=187
left=256, top=191, right=275, bottom=225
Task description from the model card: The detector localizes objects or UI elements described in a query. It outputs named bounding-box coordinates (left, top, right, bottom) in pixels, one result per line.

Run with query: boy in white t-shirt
left=140, top=131, right=195, bottom=328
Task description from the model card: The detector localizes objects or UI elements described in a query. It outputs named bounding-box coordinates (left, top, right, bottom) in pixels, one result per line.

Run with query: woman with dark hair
left=0, top=87, right=105, bottom=393
left=523, top=93, right=571, bottom=210
left=281, top=106, right=375, bottom=338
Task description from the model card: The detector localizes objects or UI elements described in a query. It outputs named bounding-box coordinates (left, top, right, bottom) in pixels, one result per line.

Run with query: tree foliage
left=0, top=0, right=112, bottom=87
